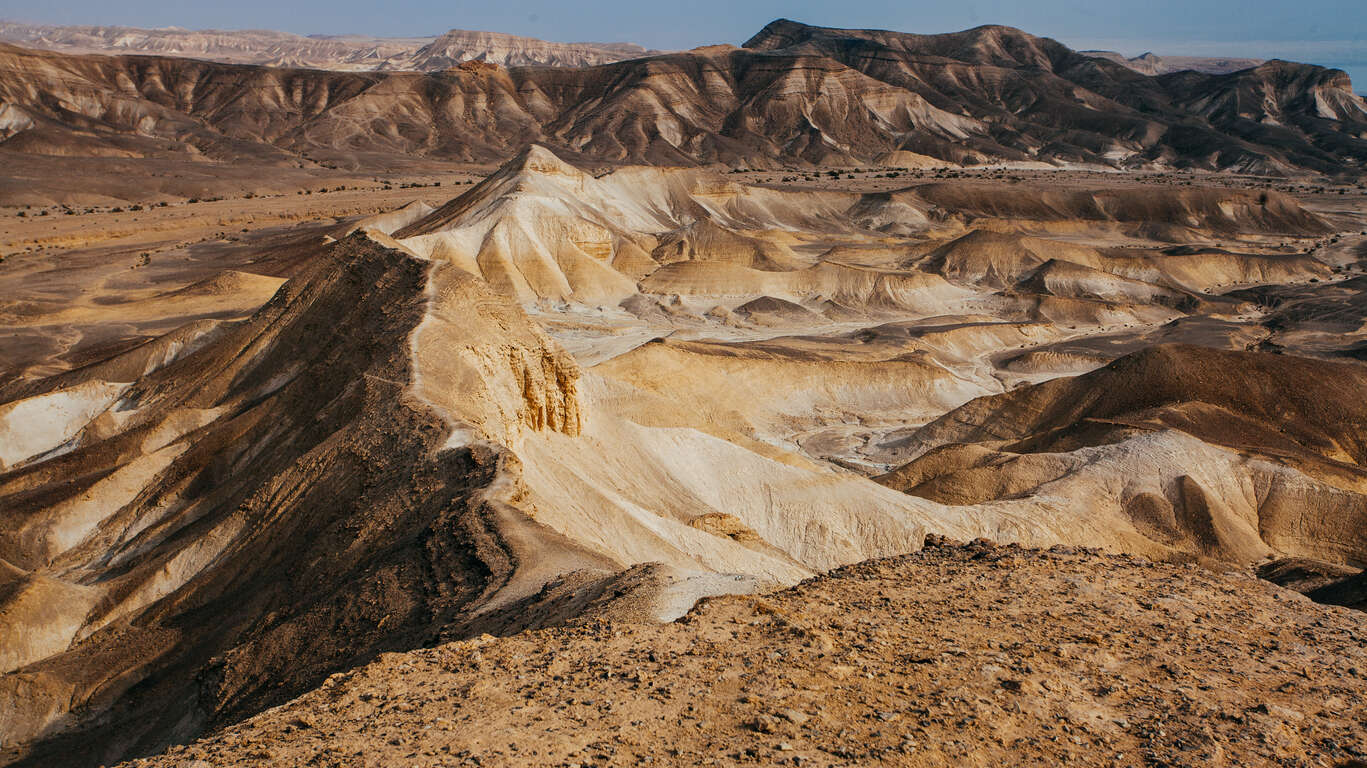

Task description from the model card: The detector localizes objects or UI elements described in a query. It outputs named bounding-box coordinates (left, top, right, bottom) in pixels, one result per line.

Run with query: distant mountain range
left=407, top=29, right=653, bottom=69
left=1080, top=49, right=1264, bottom=76
left=0, top=20, right=1291, bottom=76
left=0, top=21, right=654, bottom=70
left=1, top=18, right=1364, bottom=174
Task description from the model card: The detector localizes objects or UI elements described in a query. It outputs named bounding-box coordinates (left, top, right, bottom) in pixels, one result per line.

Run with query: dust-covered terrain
left=2, top=17, right=1367, bottom=768
left=116, top=540, right=1367, bottom=768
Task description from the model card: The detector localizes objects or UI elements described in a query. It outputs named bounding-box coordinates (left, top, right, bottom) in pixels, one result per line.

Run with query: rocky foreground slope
left=1, top=20, right=1364, bottom=171
left=117, top=539, right=1367, bottom=768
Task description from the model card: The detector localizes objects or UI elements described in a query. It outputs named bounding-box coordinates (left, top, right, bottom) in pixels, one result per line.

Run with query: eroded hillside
left=2, top=145, right=1366, bottom=767
left=0, top=20, right=1365, bottom=171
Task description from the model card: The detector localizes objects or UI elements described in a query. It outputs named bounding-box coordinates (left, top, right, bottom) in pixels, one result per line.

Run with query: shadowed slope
left=743, top=20, right=1367, bottom=173
left=891, top=344, right=1367, bottom=464
left=878, top=345, right=1367, bottom=565
left=0, top=235, right=603, bottom=767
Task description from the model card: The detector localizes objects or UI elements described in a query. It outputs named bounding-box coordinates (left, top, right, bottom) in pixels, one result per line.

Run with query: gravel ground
left=124, top=538, right=1367, bottom=768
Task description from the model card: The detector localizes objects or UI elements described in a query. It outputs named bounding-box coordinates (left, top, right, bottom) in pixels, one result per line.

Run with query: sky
left=3, top=0, right=1365, bottom=88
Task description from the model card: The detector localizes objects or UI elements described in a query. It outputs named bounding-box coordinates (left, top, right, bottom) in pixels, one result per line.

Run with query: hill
left=877, top=344, right=1367, bottom=565
left=0, top=19, right=1364, bottom=171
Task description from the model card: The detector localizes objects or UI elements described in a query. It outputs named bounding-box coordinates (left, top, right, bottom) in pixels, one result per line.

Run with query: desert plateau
left=1, top=8, right=1366, bottom=768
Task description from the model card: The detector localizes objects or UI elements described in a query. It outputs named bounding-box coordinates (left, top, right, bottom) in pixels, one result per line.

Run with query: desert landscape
left=1, top=12, right=1366, bottom=768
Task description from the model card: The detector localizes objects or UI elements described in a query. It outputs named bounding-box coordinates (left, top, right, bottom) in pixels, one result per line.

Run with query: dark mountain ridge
left=0, top=20, right=1364, bottom=173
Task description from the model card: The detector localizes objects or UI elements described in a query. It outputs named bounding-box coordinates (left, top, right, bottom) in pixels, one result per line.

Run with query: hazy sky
left=4, top=0, right=1365, bottom=86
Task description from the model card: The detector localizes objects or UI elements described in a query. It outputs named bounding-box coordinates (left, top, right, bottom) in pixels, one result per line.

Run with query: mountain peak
left=506, top=144, right=584, bottom=177
left=742, top=18, right=814, bottom=50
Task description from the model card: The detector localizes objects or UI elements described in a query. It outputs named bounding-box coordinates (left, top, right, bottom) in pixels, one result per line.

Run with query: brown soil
left=119, top=538, right=1367, bottom=768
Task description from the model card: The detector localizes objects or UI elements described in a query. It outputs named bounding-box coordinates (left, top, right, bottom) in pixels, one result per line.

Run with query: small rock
left=1251, top=702, right=1304, bottom=721
left=747, top=715, right=783, bottom=734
